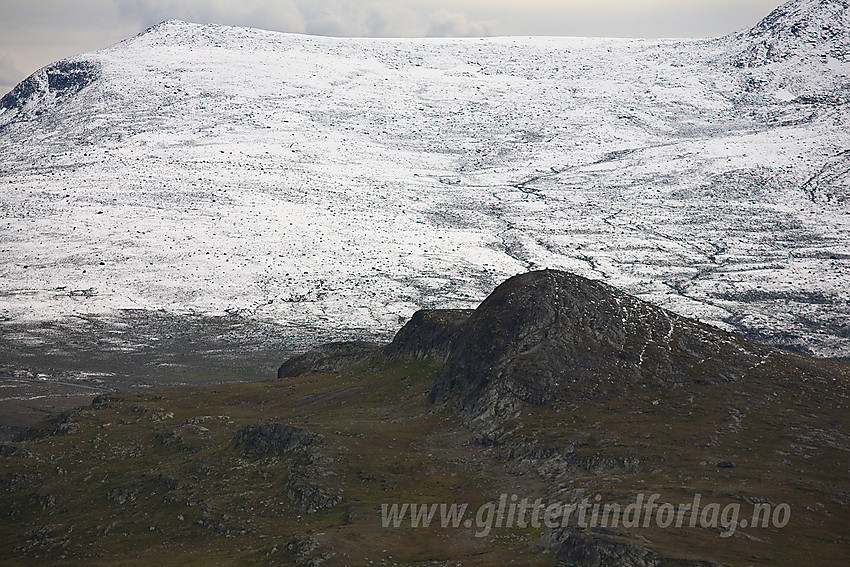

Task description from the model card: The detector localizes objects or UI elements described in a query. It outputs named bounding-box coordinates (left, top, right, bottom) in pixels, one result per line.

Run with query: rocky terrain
left=3, top=269, right=846, bottom=565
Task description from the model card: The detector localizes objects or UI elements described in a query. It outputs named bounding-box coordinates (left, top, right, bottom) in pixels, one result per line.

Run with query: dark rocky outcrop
left=429, top=270, right=768, bottom=412
left=553, top=529, right=659, bottom=567
left=384, top=308, right=473, bottom=362
left=235, top=423, right=323, bottom=458
left=277, top=310, right=472, bottom=378
left=277, top=341, right=382, bottom=378
left=0, top=60, right=99, bottom=116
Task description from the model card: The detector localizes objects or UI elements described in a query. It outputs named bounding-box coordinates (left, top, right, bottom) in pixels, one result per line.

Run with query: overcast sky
left=1, top=0, right=787, bottom=96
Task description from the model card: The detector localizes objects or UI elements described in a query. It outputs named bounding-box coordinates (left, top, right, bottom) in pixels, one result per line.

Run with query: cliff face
left=733, top=0, right=850, bottom=67
left=384, top=309, right=473, bottom=363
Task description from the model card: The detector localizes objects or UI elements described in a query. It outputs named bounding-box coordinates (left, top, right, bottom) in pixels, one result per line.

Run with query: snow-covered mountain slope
left=735, top=0, right=850, bottom=67
left=1, top=0, right=849, bottom=358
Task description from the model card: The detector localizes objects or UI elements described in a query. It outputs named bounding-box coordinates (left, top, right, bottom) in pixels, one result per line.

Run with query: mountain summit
left=735, top=0, right=850, bottom=65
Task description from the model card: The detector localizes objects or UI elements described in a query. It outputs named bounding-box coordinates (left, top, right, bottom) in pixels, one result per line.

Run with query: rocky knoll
left=280, top=269, right=838, bottom=425
left=423, top=270, right=771, bottom=412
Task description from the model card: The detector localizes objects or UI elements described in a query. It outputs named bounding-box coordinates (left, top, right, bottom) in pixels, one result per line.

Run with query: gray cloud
left=116, top=0, right=307, bottom=33
left=297, top=2, right=440, bottom=37
left=113, top=0, right=493, bottom=38
left=347, top=4, right=421, bottom=37
left=0, top=52, right=22, bottom=95
left=425, top=9, right=495, bottom=37
left=471, top=0, right=785, bottom=38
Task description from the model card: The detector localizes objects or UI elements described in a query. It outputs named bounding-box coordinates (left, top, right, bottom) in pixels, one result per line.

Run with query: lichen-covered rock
left=0, top=443, right=33, bottom=458
left=554, top=529, right=659, bottom=567
left=548, top=528, right=728, bottom=567
left=286, top=467, right=342, bottom=514
left=235, top=423, right=323, bottom=458
left=236, top=423, right=341, bottom=513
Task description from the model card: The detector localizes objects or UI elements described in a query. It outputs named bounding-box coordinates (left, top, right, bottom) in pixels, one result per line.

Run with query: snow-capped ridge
left=133, top=18, right=241, bottom=42
left=735, top=0, right=850, bottom=66
left=128, top=18, right=232, bottom=45
left=138, top=18, right=199, bottom=35
left=121, top=17, right=303, bottom=53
